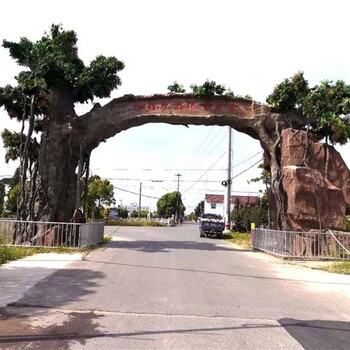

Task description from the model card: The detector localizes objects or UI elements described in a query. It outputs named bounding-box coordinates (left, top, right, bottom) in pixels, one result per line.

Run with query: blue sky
left=1, top=0, right=350, bottom=213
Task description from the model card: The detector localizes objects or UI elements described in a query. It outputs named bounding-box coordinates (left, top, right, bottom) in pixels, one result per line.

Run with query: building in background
left=204, top=194, right=260, bottom=217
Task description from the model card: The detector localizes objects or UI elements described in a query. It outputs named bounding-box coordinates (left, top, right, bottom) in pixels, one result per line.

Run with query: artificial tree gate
left=32, top=93, right=350, bottom=232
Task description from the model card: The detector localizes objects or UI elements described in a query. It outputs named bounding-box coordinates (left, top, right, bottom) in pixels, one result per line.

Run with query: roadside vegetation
left=104, top=219, right=166, bottom=227
left=0, top=236, right=112, bottom=267
left=316, top=261, right=350, bottom=275
left=0, top=245, right=75, bottom=266
left=223, top=232, right=252, bottom=249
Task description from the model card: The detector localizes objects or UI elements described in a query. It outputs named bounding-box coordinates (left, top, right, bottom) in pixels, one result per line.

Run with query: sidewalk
left=0, top=253, right=84, bottom=307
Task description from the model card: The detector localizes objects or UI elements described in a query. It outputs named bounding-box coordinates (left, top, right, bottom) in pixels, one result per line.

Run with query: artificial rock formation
left=281, top=129, right=350, bottom=231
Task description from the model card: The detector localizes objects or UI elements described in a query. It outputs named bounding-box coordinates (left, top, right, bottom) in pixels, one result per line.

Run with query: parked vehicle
left=199, top=213, right=225, bottom=238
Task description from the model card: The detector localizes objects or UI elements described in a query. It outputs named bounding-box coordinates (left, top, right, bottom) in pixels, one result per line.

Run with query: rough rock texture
left=281, top=129, right=350, bottom=231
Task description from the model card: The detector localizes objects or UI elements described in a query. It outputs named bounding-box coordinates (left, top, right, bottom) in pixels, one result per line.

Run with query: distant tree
left=86, top=175, right=115, bottom=219
left=194, top=200, right=204, bottom=218
left=3, top=168, right=21, bottom=215
left=188, top=212, right=197, bottom=221
left=248, top=163, right=271, bottom=227
left=249, top=163, right=271, bottom=191
left=0, top=181, right=5, bottom=214
left=130, top=210, right=148, bottom=219
left=6, top=183, right=19, bottom=215
left=157, top=191, right=185, bottom=218
left=117, top=206, right=128, bottom=219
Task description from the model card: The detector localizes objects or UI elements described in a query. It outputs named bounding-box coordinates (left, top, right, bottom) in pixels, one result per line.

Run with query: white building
left=204, top=194, right=260, bottom=217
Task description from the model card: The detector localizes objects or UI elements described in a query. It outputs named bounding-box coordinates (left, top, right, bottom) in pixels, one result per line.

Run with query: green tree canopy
left=1, top=128, right=40, bottom=163
left=6, top=184, right=19, bottom=215
left=194, top=200, right=204, bottom=218
left=168, top=80, right=254, bottom=99
left=86, top=175, right=115, bottom=219
left=157, top=191, right=185, bottom=218
left=117, top=206, right=128, bottom=219
left=0, top=181, right=5, bottom=215
left=167, top=81, right=186, bottom=93
left=231, top=199, right=268, bottom=232
left=0, top=24, right=125, bottom=224
left=190, top=80, right=227, bottom=97
left=1, top=24, right=124, bottom=110
left=266, top=72, right=350, bottom=145
left=249, top=163, right=271, bottom=193
left=4, top=168, right=21, bottom=215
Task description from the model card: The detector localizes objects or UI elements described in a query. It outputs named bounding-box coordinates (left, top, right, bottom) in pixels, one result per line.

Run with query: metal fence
left=0, top=219, right=105, bottom=248
left=251, top=228, right=350, bottom=260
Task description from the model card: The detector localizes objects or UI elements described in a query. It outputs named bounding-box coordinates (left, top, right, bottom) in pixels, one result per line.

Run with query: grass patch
left=104, top=219, right=166, bottom=227
left=0, top=245, right=61, bottom=266
left=317, top=261, right=350, bottom=275
left=223, top=232, right=252, bottom=249
left=0, top=235, right=112, bottom=266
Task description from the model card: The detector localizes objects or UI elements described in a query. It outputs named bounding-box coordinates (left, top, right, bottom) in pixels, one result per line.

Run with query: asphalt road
left=1, top=223, right=350, bottom=349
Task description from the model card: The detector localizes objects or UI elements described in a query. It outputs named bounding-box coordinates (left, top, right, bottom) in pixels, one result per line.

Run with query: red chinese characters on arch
left=128, top=101, right=252, bottom=115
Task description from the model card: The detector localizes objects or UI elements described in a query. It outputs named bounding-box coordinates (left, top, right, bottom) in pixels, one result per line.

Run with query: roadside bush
left=231, top=199, right=268, bottom=232
left=104, top=219, right=166, bottom=227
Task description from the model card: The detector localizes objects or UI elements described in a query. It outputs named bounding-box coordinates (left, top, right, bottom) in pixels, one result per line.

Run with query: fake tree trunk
left=30, top=94, right=306, bottom=228
left=32, top=89, right=82, bottom=222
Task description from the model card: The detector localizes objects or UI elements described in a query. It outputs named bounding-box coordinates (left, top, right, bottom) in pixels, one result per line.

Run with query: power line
left=205, top=189, right=262, bottom=194
left=191, top=128, right=225, bottom=168
left=113, top=185, right=160, bottom=200
left=184, top=126, right=215, bottom=166
left=230, top=158, right=263, bottom=181
left=95, top=151, right=262, bottom=174
left=232, top=151, right=263, bottom=168
left=100, top=151, right=264, bottom=207
left=165, top=168, right=225, bottom=171
left=104, top=177, right=225, bottom=183
left=183, top=155, right=262, bottom=196
left=182, top=151, right=227, bottom=195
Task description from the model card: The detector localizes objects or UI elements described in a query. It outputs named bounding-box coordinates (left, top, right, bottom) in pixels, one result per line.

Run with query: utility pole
left=150, top=180, right=163, bottom=222
left=224, top=127, right=232, bottom=233
left=138, top=182, right=142, bottom=220
left=175, top=173, right=182, bottom=222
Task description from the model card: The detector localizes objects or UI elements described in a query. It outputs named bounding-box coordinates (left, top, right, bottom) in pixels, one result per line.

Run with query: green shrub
left=104, top=219, right=166, bottom=227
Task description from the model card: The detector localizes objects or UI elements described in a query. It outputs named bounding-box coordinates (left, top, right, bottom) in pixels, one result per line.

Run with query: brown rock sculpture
left=281, top=129, right=350, bottom=231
